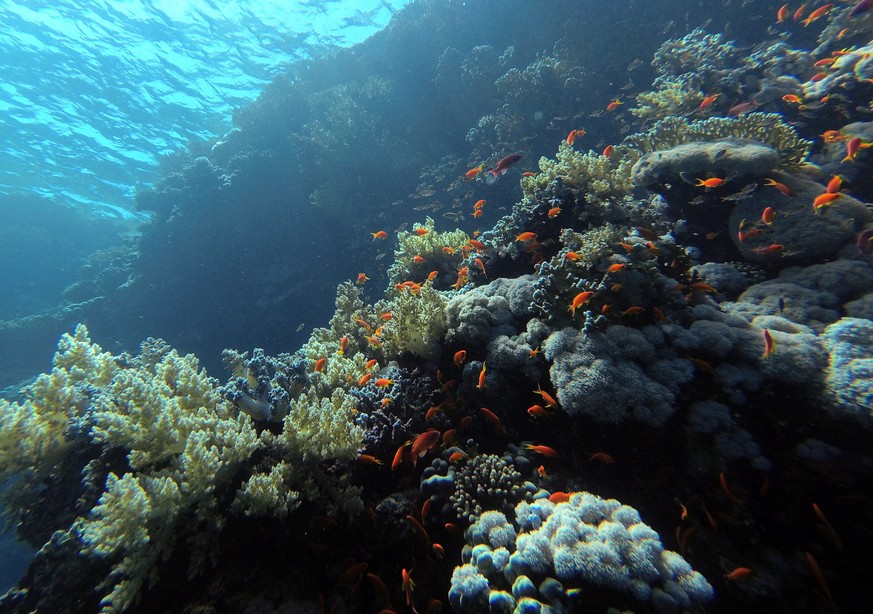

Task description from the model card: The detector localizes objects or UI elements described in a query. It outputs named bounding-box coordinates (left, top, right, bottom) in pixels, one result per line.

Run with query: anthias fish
left=485, top=154, right=522, bottom=184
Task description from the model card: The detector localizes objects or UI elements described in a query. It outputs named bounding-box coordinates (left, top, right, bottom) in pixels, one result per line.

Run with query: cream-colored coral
left=376, top=281, right=449, bottom=360
left=624, top=113, right=812, bottom=167
left=232, top=461, right=300, bottom=518
left=522, top=141, right=640, bottom=203
left=386, top=216, right=468, bottom=286
left=631, top=79, right=701, bottom=121
left=277, top=388, right=363, bottom=463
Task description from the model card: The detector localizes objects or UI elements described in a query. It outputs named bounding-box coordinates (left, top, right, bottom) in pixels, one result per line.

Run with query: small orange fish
left=413, top=255, right=426, bottom=264
left=764, top=178, right=796, bottom=197
left=837, top=27, right=849, bottom=40
left=566, top=129, right=577, bottom=146
left=314, top=358, right=327, bottom=372
left=442, top=428, right=457, bottom=446
left=569, top=291, right=595, bottom=316
left=468, top=239, right=486, bottom=250
left=814, top=57, right=836, bottom=68
left=689, top=282, right=719, bottom=294
left=374, top=378, right=393, bottom=387
left=479, top=406, right=501, bottom=424
left=424, top=405, right=442, bottom=420
left=380, top=312, right=393, bottom=321
left=699, top=93, right=720, bottom=109
left=803, top=3, right=833, bottom=27
left=761, top=206, right=775, bottom=225
left=359, top=373, right=374, bottom=386
left=516, top=231, right=537, bottom=242
left=843, top=137, right=873, bottom=163
left=371, top=230, right=388, bottom=240
left=751, top=243, right=785, bottom=254
left=777, top=3, right=789, bottom=22
left=392, top=441, right=410, bottom=470
left=793, top=4, right=806, bottom=21
left=527, top=404, right=549, bottom=418
left=762, top=329, right=774, bottom=358
left=414, top=228, right=429, bottom=236
left=602, top=144, right=614, bottom=157
left=365, top=359, right=378, bottom=369
left=588, top=451, right=615, bottom=463
left=676, top=498, right=689, bottom=521
left=448, top=451, right=467, bottom=463
left=357, top=453, right=383, bottom=465
left=473, top=199, right=486, bottom=211
left=813, top=192, right=842, bottom=210
left=402, top=568, right=415, bottom=609
left=464, top=164, right=483, bottom=180
left=474, top=257, right=486, bottom=275
left=738, top=227, right=765, bottom=242
left=537, top=465, right=547, bottom=477
left=606, top=263, right=626, bottom=273
left=548, top=491, right=572, bottom=503
left=565, top=251, right=581, bottom=261
left=696, top=177, right=727, bottom=189
left=338, top=336, right=349, bottom=355
left=411, top=430, right=440, bottom=458
left=804, top=551, right=837, bottom=612
left=782, top=94, right=803, bottom=104
left=547, top=206, right=561, bottom=218
left=821, top=129, right=846, bottom=143
left=355, top=317, right=372, bottom=332
left=356, top=272, right=370, bottom=284
left=453, top=349, right=467, bottom=366
left=724, top=567, right=753, bottom=581
left=534, top=384, right=559, bottom=408
left=809, top=72, right=828, bottom=83
left=826, top=174, right=842, bottom=194
left=525, top=443, right=559, bottom=457
left=622, top=306, right=645, bottom=316
left=441, top=246, right=455, bottom=255
left=477, top=361, right=487, bottom=390
left=606, top=99, right=623, bottom=111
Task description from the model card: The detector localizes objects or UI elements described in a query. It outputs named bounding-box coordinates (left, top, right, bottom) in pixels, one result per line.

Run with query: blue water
left=0, top=0, right=409, bottom=218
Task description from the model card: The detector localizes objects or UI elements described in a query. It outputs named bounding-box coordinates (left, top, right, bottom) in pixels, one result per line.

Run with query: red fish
left=516, top=231, right=537, bottom=242
left=803, top=3, right=833, bottom=26
left=569, top=291, right=594, bottom=316
left=606, top=99, right=623, bottom=111
left=567, top=130, right=577, bottom=146
left=826, top=174, right=842, bottom=194
left=525, top=443, right=559, bottom=457
left=602, top=145, right=614, bottom=157
left=761, top=206, right=775, bottom=226
left=473, top=199, right=486, bottom=210
left=547, top=206, right=561, bottom=218
left=727, top=99, right=758, bottom=116
left=764, top=178, right=796, bottom=197
left=725, top=567, right=753, bottom=581
left=453, top=349, right=467, bottom=366
left=842, top=137, right=872, bottom=162
left=777, top=3, right=789, bottom=22
left=411, top=430, right=440, bottom=458
left=371, top=230, right=388, bottom=240
left=314, top=358, right=327, bottom=372
left=699, top=93, right=719, bottom=109
left=696, top=177, right=727, bottom=189
left=356, top=272, right=370, bottom=284
left=762, top=329, right=774, bottom=358
left=485, top=154, right=522, bottom=184
left=813, top=192, right=842, bottom=210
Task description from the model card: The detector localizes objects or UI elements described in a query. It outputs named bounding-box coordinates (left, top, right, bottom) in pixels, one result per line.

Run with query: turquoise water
left=0, top=0, right=409, bottom=218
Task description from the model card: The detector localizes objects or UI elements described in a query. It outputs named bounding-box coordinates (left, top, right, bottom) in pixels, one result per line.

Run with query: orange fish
left=821, top=129, right=845, bottom=143
left=516, top=231, right=537, bottom=242
left=414, top=228, right=429, bottom=236
left=537, top=465, right=547, bottom=477
left=761, top=206, right=775, bottom=225
left=534, top=384, right=559, bottom=408
left=473, top=199, right=486, bottom=210
left=826, top=174, right=842, bottom=194
left=527, top=404, right=549, bottom=418
left=464, top=164, right=483, bottom=180
left=442, top=429, right=457, bottom=446
left=809, top=72, right=828, bottom=83
left=411, top=430, right=440, bottom=458
left=392, top=441, right=410, bottom=470
left=359, top=373, right=374, bottom=386
left=814, top=57, right=837, bottom=67
left=448, top=451, right=467, bottom=463
left=813, top=192, right=842, bottom=210
left=371, top=230, right=388, bottom=240
left=474, top=257, right=486, bottom=275
left=606, top=99, right=623, bottom=111
left=357, top=453, right=383, bottom=465
left=525, top=443, right=559, bottom=457
left=602, top=145, right=614, bottom=157
left=468, top=239, right=486, bottom=250
left=338, top=336, right=349, bottom=355
left=365, top=359, right=378, bottom=369
left=356, top=272, right=370, bottom=284
left=564, top=251, right=582, bottom=262
left=441, top=246, right=455, bottom=255
left=314, top=358, right=327, bottom=372
left=843, top=136, right=872, bottom=162
left=793, top=4, right=806, bottom=21
left=374, top=378, right=393, bottom=387
left=425, top=405, right=442, bottom=420
left=751, top=243, right=785, bottom=254
left=782, top=94, right=803, bottom=104
left=567, top=129, right=577, bottom=146
left=622, top=306, right=645, bottom=316
left=764, top=178, right=796, bottom=197
left=477, top=361, right=487, bottom=390
left=569, top=291, right=594, bottom=316
left=777, top=3, right=789, bottom=22
left=804, top=552, right=837, bottom=612
left=689, top=282, right=719, bottom=294
left=696, top=177, right=727, bottom=189
left=479, top=407, right=500, bottom=424
left=453, top=349, right=467, bottom=366
left=427, top=269, right=439, bottom=281
left=762, top=329, right=774, bottom=358
left=803, top=3, right=833, bottom=26
left=548, top=491, right=572, bottom=503
left=413, top=255, right=426, bottom=264
left=724, top=567, right=753, bottom=581
left=547, top=206, right=561, bottom=218
left=401, top=568, right=415, bottom=610
left=738, top=227, right=765, bottom=243
left=380, top=312, right=393, bottom=320
left=588, top=451, right=615, bottom=463
left=699, top=93, right=720, bottom=109
left=606, top=263, right=626, bottom=273
left=355, top=317, right=372, bottom=332
left=522, top=171, right=537, bottom=177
